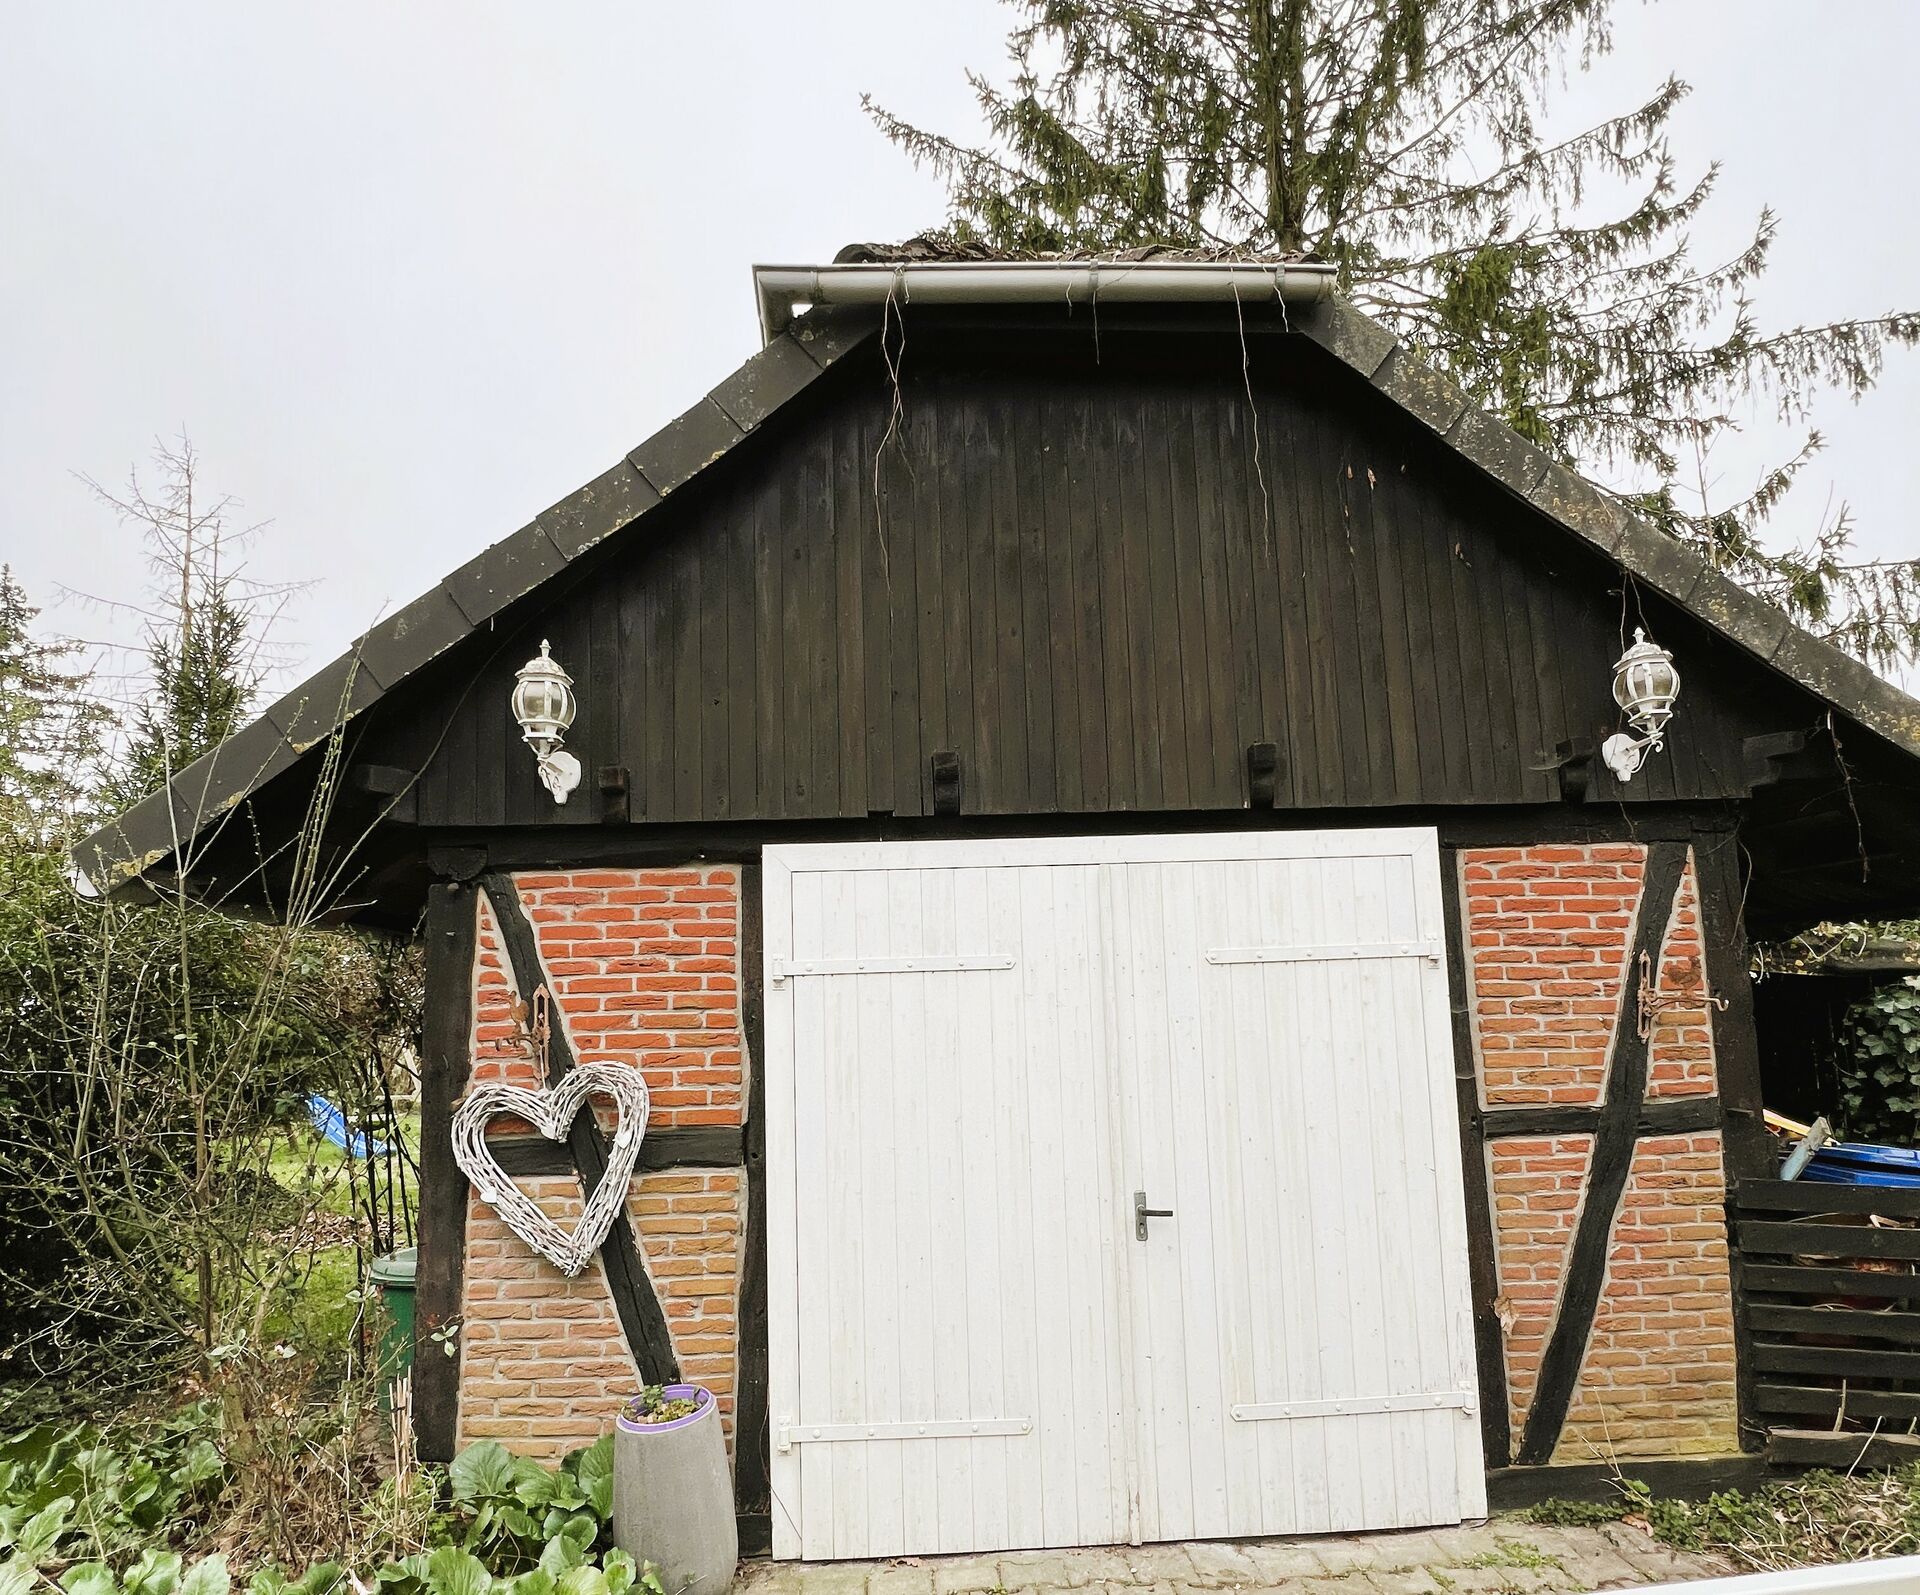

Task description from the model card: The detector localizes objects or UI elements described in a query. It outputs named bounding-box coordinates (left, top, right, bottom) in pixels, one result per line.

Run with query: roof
left=72, top=263, right=1920, bottom=899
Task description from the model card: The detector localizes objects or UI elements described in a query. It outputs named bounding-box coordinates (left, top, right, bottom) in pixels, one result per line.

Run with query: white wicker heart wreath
left=452, top=1063, right=651, bottom=1276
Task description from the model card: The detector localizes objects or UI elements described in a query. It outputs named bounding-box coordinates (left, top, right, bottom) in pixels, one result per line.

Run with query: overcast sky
left=4, top=2, right=1917, bottom=704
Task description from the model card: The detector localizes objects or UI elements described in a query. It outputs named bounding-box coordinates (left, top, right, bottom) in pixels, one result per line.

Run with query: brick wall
left=472, top=869, right=741, bottom=1121
left=1488, top=1134, right=1593, bottom=1445
left=455, top=866, right=746, bottom=1463
left=1462, top=843, right=1739, bottom=1463
left=1555, top=1134, right=1738, bottom=1462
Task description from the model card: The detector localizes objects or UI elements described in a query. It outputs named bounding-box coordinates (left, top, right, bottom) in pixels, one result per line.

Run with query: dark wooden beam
left=421, top=802, right=1734, bottom=873
left=349, top=763, right=419, bottom=825
left=930, top=751, right=963, bottom=816
left=487, top=1126, right=746, bottom=1175
left=1439, top=845, right=1512, bottom=1469
left=1546, top=738, right=1593, bottom=804
left=597, top=766, right=631, bottom=827
left=1515, top=840, right=1689, bottom=1465
left=734, top=861, right=772, bottom=1518
left=1485, top=1454, right=1775, bottom=1510
left=1480, top=1097, right=1721, bottom=1139
left=1742, top=729, right=1825, bottom=790
left=414, top=880, right=478, bottom=1462
left=1245, top=742, right=1282, bottom=809
left=478, top=872, right=680, bottom=1384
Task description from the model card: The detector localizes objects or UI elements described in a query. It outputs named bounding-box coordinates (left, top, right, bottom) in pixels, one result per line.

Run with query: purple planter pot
left=612, top=1384, right=736, bottom=1595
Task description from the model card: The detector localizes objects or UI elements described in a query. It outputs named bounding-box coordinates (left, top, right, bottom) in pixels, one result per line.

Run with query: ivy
left=1837, top=977, right=1920, bottom=1146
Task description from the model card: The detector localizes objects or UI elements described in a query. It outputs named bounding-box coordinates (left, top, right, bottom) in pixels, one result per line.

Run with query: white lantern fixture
left=1601, top=627, right=1680, bottom=784
left=511, top=639, right=581, bottom=803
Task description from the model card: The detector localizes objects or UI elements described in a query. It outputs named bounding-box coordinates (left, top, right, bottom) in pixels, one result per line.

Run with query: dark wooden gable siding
left=377, top=323, right=1812, bottom=827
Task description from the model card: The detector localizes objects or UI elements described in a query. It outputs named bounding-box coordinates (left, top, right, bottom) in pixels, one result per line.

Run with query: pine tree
left=866, top=0, right=1920, bottom=668
left=0, top=568, right=110, bottom=845
left=91, top=438, right=284, bottom=810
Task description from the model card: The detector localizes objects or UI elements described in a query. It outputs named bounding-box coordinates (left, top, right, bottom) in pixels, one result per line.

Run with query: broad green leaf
left=451, top=1444, right=517, bottom=1504
left=601, top=1551, right=634, bottom=1595
left=572, top=1439, right=613, bottom=1523
left=423, top=1549, right=490, bottom=1595
left=179, top=1555, right=231, bottom=1595
left=536, top=1537, right=584, bottom=1579
left=506, top=1575, right=554, bottom=1595
left=248, top=1571, right=290, bottom=1595
left=554, top=1570, right=606, bottom=1595
left=14, top=1497, right=73, bottom=1564
left=376, top=1554, right=431, bottom=1589
left=554, top=1515, right=597, bottom=1554
left=125, top=1549, right=184, bottom=1595
left=174, top=1442, right=224, bottom=1492
left=294, top=1563, right=345, bottom=1595
left=0, top=1560, right=36, bottom=1595
left=511, top=1459, right=558, bottom=1511
left=60, top=1562, right=117, bottom=1595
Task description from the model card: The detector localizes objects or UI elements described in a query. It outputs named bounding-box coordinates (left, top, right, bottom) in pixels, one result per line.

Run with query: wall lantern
left=1600, top=627, right=1680, bottom=784
left=511, top=639, right=581, bottom=803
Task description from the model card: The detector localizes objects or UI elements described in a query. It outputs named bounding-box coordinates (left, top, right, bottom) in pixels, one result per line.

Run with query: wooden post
left=414, top=880, right=477, bottom=1462
left=734, top=860, right=772, bottom=1540
left=1439, top=844, right=1513, bottom=1468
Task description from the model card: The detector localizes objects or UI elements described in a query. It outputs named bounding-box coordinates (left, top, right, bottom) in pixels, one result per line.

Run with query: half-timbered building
left=78, top=252, right=1920, bottom=1559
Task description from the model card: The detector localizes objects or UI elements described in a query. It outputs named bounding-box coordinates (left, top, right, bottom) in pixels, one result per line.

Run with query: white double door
left=764, top=831, right=1483, bottom=1562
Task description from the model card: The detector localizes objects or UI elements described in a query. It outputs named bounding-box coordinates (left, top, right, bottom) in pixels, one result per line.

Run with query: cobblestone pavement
left=737, top=1520, right=1732, bottom=1595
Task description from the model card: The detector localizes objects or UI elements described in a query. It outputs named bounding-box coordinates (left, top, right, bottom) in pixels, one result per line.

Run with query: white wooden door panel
left=766, top=855, right=1130, bottom=1560
left=765, top=831, right=1482, bottom=1561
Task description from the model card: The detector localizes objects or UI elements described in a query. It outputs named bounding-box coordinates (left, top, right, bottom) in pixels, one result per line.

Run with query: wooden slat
left=1741, top=1263, right=1920, bottom=1300
left=1737, top=1179, right=1920, bottom=1218
left=1756, top=1384, right=1920, bottom=1422
left=1749, top=1342, right=1920, bottom=1380
left=1766, top=1428, right=1920, bottom=1470
left=1737, top=1219, right=1920, bottom=1260
left=1747, top=1302, right=1920, bottom=1343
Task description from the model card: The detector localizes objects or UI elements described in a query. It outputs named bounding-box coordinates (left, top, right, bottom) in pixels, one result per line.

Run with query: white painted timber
left=763, top=830, right=1481, bottom=1561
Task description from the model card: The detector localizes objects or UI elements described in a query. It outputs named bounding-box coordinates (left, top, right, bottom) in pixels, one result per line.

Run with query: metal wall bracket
left=1230, top=1390, right=1477, bottom=1422
left=769, top=954, right=1016, bottom=987
left=775, top=1417, right=1032, bottom=1452
left=1205, top=939, right=1442, bottom=967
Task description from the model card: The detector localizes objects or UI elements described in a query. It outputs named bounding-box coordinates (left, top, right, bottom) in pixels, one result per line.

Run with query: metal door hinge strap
left=1205, top=939, right=1442, bottom=967
left=775, top=1417, right=1032, bottom=1451
left=769, top=954, right=1015, bottom=985
left=1230, top=1390, right=1477, bottom=1422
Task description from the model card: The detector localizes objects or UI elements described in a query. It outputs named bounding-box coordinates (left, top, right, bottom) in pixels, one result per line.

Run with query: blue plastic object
left=1798, top=1139, right=1920, bottom=1188
left=306, top=1093, right=389, bottom=1159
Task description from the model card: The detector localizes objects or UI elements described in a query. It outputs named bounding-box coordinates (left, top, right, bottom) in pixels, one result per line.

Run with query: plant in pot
left=612, top=1383, right=737, bottom=1595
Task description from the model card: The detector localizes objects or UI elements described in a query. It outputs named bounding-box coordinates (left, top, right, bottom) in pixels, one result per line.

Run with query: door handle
left=1133, top=1189, right=1173, bottom=1241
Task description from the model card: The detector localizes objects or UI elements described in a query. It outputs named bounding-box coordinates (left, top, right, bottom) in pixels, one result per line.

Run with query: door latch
left=1133, top=1190, right=1173, bottom=1240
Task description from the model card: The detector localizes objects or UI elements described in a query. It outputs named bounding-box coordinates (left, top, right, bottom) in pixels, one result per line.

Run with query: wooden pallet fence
left=1731, top=1178, right=1920, bottom=1466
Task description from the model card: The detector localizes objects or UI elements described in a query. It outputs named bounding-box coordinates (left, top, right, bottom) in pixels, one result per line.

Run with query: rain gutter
left=752, top=259, right=1340, bottom=343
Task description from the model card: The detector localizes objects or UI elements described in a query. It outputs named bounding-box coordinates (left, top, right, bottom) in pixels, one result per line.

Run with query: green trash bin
left=370, top=1247, right=418, bottom=1400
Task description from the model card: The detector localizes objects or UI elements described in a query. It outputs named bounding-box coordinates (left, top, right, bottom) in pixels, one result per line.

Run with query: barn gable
left=76, top=290, right=1920, bottom=931
left=360, top=317, right=1848, bottom=823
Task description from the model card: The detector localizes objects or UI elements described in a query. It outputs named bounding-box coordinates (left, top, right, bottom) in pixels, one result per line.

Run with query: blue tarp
left=306, top=1093, right=389, bottom=1160
left=1798, top=1139, right=1920, bottom=1188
